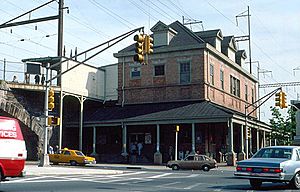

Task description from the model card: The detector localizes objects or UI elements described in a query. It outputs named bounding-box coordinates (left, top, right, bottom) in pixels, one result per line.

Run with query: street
left=0, top=164, right=298, bottom=192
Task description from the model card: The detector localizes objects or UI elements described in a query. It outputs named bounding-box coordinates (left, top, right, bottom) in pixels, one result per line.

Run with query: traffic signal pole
left=39, top=63, right=50, bottom=167
left=244, top=87, right=281, bottom=159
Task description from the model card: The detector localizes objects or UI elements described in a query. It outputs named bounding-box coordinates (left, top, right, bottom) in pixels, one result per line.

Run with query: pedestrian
left=12, top=75, right=18, bottom=83
left=130, top=142, right=137, bottom=155
left=48, top=145, right=54, bottom=154
left=54, top=145, right=59, bottom=154
left=41, top=74, right=45, bottom=85
left=137, top=142, right=143, bottom=156
left=37, top=146, right=42, bottom=160
left=168, top=146, right=174, bottom=160
left=25, top=73, right=30, bottom=84
left=34, top=74, right=40, bottom=84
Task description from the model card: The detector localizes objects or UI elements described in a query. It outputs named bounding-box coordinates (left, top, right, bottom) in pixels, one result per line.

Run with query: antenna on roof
left=182, top=16, right=204, bottom=31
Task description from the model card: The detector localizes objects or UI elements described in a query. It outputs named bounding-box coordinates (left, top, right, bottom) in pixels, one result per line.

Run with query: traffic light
left=281, top=91, right=287, bottom=108
left=275, top=91, right=287, bottom=109
left=247, top=129, right=251, bottom=138
left=48, top=88, right=55, bottom=111
left=145, top=35, right=153, bottom=54
left=48, top=116, right=60, bottom=126
left=133, top=34, right=145, bottom=63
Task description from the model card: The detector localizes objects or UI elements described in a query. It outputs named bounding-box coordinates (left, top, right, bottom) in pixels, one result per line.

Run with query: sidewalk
left=25, top=161, right=235, bottom=176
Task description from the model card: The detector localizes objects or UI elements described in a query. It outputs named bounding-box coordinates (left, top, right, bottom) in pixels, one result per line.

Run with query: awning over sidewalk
left=84, top=101, right=235, bottom=126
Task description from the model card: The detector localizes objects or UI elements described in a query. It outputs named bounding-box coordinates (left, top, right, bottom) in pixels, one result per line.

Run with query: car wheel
left=202, top=165, right=210, bottom=172
left=290, top=172, right=300, bottom=189
left=172, top=165, right=180, bottom=170
left=249, top=179, right=262, bottom=189
left=0, top=168, right=2, bottom=182
left=70, top=160, right=77, bottom=166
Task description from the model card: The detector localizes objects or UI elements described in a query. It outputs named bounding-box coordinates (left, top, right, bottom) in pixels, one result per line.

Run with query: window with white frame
left=230, top=75, right=240, bottom=97
left=180, top=62, right=191, bottom=84
left=131, top=66, right=141, bottom=78
left=210, top=64, right=214, bottom=85
left=154, top=65, right=165, bottom=76
left=220, top=70, right=224, bottom=90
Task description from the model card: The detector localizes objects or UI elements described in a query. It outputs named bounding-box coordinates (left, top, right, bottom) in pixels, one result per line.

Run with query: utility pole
left=235, top=6, right=252, bottom=74
left=58, top=0, right=64, bottom=57
left=39, top=63, right=50, bottom=167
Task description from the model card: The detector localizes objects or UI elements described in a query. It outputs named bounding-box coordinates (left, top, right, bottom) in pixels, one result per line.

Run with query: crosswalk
left=3, top=171, right=209, bottom=190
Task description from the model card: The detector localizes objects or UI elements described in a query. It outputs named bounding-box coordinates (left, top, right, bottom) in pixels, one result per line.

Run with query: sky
left=0, top=0, right=299, bottom=122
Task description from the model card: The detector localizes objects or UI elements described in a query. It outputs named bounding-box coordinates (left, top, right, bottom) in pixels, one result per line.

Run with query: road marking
left=4, top=176, right=50, bottom=183
left=112, top=171, right=146, bottom=177
left=8, top=179, right=71, bottom=183
left=184, top=183, right=202, bottom=189
left=213, top=189, right=222, bottom=191
left=167, top=173, right=200, bottom=179
left=156, top=182, right=184, bottom=190
left=186, top=174, right=200, bottom=178
left=147, top=173, right=172, bottom=178
left=118, top=178, right=153, bottom=184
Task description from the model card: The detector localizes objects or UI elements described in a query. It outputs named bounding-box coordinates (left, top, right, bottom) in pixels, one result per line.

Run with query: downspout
left=206, top=50, right=211, bottom=101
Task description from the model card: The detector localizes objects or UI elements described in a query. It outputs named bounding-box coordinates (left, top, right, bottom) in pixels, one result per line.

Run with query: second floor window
left=230, top=75, right=240, bottom=97
left=180, top=62, right=191, bottom=84
left=252, top=88, right=255, bottom=103
left=210, top=64, right=214, bottom=85
left=220, top=70, right=224, bottom=90
left=245, top=85, right=248, bottom=101
left=131, top=67, right=141, bottom=79
left=154, top=65, right=165, bottom=76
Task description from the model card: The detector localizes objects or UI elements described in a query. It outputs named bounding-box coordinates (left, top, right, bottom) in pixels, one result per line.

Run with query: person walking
left=41, top=74, right=45, bottom=85
left=137, top=142, right=143, bottom=156
left=34, top=74, right=40, bottom=84
left=168, top=146, right=174, bottom=160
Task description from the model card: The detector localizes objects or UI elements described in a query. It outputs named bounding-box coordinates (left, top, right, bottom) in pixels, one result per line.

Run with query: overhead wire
left=139, top=0, right=174, bottom=22
left=205, top=0, right=298, bottom=98
left=127, top=0, right=160, bottom=21
left=88, top=0, right=136, bottom=29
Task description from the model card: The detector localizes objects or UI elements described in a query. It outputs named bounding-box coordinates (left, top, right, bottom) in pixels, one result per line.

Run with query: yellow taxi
left=49, top=148, right=96, bottom=166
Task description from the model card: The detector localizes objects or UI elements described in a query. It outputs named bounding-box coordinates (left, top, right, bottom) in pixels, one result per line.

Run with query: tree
left=269, top=106, right=296, bottom=145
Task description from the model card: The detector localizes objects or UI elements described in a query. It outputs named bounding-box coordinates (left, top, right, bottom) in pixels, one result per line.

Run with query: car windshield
left=253, top=148, right=292, bottom=159
left=75, top=151, right=84, bottom=156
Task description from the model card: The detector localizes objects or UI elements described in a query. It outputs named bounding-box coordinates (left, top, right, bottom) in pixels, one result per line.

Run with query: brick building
left=83, top=21, right=272, bottom=165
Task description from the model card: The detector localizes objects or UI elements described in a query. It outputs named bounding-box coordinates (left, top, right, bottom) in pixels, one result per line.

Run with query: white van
left=0, top=116, right=27, bottom=181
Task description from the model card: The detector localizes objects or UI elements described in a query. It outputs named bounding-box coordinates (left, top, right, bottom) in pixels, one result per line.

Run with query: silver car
left=234, top=146, right=300, bottom=189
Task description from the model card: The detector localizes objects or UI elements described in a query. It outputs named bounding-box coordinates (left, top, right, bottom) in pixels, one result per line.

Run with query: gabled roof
left=115, top=21, right=205, bottom=56
left=221, top=36, right=237, bottom=55
left=236, top=50, right=247, bottom=59
left=150, top=20, right=177, bottom=35
left=195, top=29, right=223, bottom=39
